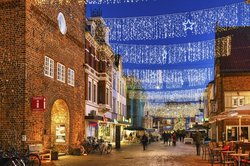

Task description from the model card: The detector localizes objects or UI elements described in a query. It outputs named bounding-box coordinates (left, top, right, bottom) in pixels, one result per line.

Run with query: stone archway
left=51, top=99, right=69, bottom=153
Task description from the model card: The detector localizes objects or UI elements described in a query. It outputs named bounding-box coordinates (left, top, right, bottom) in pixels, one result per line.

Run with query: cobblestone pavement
left=43, top=141, right=217, bottom=166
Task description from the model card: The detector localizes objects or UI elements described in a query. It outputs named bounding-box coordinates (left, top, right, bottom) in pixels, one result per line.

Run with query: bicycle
left=0, top=148, right=25, bottom=166
left=101, top=141, right=112, bottom=155
left=1, top=146, right=41, bottom=166
left=83, top=137, right=105, bottom=155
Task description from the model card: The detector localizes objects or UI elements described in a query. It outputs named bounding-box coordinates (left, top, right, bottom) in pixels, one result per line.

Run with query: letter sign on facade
left=32, top=96, right=46, bottom=111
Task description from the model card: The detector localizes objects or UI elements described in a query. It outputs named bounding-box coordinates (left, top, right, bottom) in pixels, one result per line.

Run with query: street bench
left=29, top=144, right=51, bottom=161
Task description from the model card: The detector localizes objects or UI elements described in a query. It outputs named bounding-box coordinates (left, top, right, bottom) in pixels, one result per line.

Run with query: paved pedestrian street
left=43, top=141, right=215, bottom=166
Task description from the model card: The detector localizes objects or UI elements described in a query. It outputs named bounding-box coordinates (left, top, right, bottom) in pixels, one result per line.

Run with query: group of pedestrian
left=161, top=131, right=178, bottom=146
left=140, top=129, right=203, bottom=155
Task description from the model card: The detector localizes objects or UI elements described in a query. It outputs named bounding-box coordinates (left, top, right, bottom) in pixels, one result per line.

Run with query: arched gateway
left=51, top=99, right=70, bottom=153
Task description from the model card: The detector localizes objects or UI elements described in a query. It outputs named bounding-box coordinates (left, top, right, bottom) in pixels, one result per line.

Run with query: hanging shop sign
left=31, top=96, right=45, bottom=111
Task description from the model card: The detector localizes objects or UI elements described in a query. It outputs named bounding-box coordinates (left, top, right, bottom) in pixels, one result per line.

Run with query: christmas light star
left=183, top=19, right=196, bottom=31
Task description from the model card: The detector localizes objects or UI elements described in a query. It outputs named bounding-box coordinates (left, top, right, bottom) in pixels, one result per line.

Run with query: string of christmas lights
left=145, top=103, right=200, bottom=118
left=241, top=2, right=250, bottom=26
left=111, top=40, right=214, bottom=65
left=144, top=88, right=204, bottom=102
left=86, top=0, right=151, bottom=4
left=105, top=2, right=244, bottom=41
left=124, top=68, right=213, bottom=90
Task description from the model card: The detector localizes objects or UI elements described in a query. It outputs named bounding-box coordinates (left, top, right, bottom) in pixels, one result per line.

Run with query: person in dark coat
left=162, top=132, right=167, bottom=144
left=141, top=133, right=148, bottom=150
left=195, top=130, right=202, bottom=155
left=172, top=132, right=177, bottom=146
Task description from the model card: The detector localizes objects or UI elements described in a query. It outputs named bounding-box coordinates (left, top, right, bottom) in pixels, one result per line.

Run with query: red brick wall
left=0, top=0, right=26, bottom=149
left=0, top=0, right=86, bottom=152
left=223, top=75, right=250, bottom=91
left=215, top=75, right=250, bottom=140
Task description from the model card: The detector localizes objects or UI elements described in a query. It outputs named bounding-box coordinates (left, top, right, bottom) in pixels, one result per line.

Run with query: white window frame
left=239, top=97, right=245, bottom=106
left=44, top=56, right=54, bottom=78
left=232, top=96, right=245, bottom=107
left=57, top=63, right=65, bottom=83
left=67, top=68, right=75, bottom=87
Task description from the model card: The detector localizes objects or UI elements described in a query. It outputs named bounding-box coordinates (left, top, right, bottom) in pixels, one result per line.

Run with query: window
left=239, top=98, right=245, bottom=106
left=106, top=88, right=109, bottom=105
left=232, top=98, right=238, bottom=107
left=232, top=96, right=245, bottom=107
left=120, top=81, right=122, bottom=94
left=113, top=73, right=116, bottom=91
left=216, top=36, right=232, bottom=57
left=120, top=103, right=122, bottom=115
left=67, top=68, right=74, bottom=86
left=117, top=101, right=119, bottom=114
left=57, top=63, right=65, bottom=83
left=44, top=56, right=54, bottom=78
left=113, top=98, right=116, bottom=113
left=89, top=47, right=92, bottom=67
left=88, top=81, right=92, bottom=101
left=93, top=84, right=97, bottom=103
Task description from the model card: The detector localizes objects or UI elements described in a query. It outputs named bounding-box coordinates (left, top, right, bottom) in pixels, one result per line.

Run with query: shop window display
left=56, top=124, right=66, bottom=143
left=99, top=123, right=111, bottom=140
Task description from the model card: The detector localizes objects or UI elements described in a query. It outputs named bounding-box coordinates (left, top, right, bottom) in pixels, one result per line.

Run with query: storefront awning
left=209, top=105, right=250, bottom=124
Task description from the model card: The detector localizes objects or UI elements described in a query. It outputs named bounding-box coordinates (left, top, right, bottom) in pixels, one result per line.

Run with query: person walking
left=165, top=132, right=171, bottom=146
left=141, top=133, right=148, bottom=150
left=195, top=130, right=202, bottom=156
left=172, top=132, right=177, bottom=146
left=162, top=132, right=167, bottom=144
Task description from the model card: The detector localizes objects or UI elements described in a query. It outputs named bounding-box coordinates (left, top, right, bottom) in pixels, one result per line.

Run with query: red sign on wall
left=32, top=96, right=46, bottom=111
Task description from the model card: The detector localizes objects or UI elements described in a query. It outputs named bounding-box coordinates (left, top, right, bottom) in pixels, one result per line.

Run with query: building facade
left=0, top=0, right=86, bottom=153
left=84, top=16, right=114, bottom=142
left=112, top=55, right=129, bottom=142
left=212, top=25, right=250, bottom=141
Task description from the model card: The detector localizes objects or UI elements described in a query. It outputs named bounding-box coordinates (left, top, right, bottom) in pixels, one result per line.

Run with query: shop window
left=227, top=126, right=249, bottom=141
left=56, top=124, right=66, bottom=143
left=241, top=127, right=249, bottom=140
left=44, top=56, right=54, bottom=78
left=99, top=123, right=110, bottom=140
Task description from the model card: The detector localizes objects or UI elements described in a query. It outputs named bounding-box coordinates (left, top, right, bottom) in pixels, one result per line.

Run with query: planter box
left=51, top=151, right=58, bottom=160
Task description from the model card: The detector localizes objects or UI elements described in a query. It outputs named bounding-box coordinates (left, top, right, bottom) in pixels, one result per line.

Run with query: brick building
left=0, top=0, right=86, bottom=153
left=212, top=25, right=250, bottom=141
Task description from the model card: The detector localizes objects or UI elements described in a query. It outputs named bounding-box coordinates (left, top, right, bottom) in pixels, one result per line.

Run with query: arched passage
left=51, top=99, right=70, bottom=152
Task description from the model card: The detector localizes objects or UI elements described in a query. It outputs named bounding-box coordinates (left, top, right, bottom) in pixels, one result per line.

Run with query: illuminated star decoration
left=183, top=19, right=196, bottom=31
